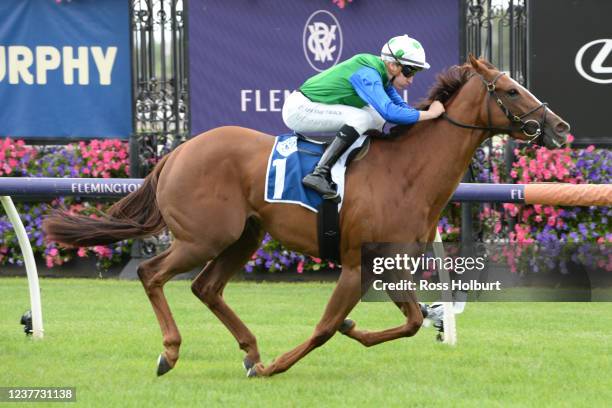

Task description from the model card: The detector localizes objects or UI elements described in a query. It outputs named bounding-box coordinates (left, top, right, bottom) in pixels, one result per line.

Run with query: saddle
left=295, top=132, right=372, bottom=165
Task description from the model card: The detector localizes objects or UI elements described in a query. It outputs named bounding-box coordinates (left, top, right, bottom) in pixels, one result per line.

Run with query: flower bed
left=475, top=136, right=611, bottom=273
left=0, top=138, right=131, bottom=270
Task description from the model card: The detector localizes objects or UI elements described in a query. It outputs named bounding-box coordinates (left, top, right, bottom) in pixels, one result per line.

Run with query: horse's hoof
left=339, top=319, right=355, bottom=334
left=243, top=357, right=255, bottom=371
left=246, top=367, right=258, bottom=378
left=156, top=354, right=173, bottom=377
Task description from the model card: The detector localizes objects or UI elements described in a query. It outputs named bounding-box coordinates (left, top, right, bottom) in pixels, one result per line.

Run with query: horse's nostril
left=555, top=121, right=570, bottom=134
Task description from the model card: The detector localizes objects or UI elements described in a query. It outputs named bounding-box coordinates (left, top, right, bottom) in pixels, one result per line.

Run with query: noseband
left=442, top=72, right=548, bottom=144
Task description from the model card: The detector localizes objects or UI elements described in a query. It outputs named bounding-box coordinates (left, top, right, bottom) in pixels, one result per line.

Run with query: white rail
left=1, top=196, right=44, bottom=339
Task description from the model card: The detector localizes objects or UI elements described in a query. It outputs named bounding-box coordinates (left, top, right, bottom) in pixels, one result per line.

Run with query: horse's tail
left=43, top=155, right=170, bottom=247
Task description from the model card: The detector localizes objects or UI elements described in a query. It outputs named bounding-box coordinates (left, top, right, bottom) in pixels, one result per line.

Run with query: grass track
left=1, top=278, right=611, bottom=407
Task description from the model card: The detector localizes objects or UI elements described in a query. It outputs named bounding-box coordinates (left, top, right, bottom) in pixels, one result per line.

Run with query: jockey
left=282, top=34, right=445, bottom=202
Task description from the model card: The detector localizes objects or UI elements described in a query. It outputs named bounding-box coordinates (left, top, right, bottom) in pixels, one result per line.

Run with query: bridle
left=442, top=72, right=549, bottom=144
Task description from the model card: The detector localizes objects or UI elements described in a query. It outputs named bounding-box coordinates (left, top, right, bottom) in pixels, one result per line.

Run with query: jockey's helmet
left=381, top=35, right=431, bottom=75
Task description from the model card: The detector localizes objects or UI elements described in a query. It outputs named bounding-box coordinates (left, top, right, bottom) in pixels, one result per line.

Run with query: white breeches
left=282, top=90, right=386, bottom=135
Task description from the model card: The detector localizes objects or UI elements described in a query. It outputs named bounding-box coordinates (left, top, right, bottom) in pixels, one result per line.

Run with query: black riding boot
left=302, top=125, right=360, bottom=202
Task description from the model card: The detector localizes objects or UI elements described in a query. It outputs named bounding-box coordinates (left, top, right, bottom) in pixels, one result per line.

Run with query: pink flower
left=297, top=261, right=304, bottom=274
left=102, top=151, right=114, bottom=163
left=49, top=248, right=59, bottom=256
left=77, top=247, right=87, bottom=257
left=93, top=245, right=113, bottom=258
left=494, top=221, right=502, bottom=234
left=332, top=0, right=353, bottom=8
left=503, top=203, right=519, bottom=217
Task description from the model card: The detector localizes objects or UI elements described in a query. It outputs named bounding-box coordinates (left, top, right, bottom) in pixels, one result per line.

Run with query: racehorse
left=43, top=55, right=570, bottom=377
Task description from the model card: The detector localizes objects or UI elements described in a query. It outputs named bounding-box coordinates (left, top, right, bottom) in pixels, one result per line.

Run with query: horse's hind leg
left=191, top=219, right=264, bottom=371
left=339, top=296, right=423, bottom=347
left=137, top=240, right=210, bottom=376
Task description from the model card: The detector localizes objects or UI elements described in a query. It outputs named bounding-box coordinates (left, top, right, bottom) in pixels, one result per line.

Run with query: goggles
left=386, top=41, right=423, bottom=78
left=400, top=64, right=423, bottom=78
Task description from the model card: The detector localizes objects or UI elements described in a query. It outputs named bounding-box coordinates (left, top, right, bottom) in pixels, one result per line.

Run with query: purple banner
left=189, top=0, right=460, bottom=136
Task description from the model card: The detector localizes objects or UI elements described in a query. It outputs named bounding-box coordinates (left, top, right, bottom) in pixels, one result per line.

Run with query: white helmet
left=381, top=34, right=430, bottom=70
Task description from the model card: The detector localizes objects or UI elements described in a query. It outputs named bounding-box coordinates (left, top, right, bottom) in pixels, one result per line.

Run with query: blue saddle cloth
left=265, top=134, right=327, bottom=212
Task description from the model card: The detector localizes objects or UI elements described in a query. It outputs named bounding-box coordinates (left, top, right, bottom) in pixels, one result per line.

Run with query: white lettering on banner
left=270, top=90, right=282, bottom=112
left=241, top=89, right=409, bottom=113
left=71, top=183, right=140, bottom=194
left=36, top=46, right=61, bottom=85
left=63, top=46, right=89, bottom=85
left=90, top=46, right=117, bottom=85
left=510, top=188, right=524, bottom=200
left=0, top=45, right=118, bottom=85
left=9, top=46, right=34, bottom=84
left=241, top=89, right=293, bottom=112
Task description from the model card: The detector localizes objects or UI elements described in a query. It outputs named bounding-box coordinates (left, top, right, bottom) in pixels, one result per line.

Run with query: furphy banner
left=189, top=0, right=460, bottom=135
left=0, top=0, right=131, bottom=140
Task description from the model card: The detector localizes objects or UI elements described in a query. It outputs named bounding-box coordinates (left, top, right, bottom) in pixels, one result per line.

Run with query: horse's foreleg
left=191, top=220, right=264, bottom=370
left=339, top=296, right=423, bottom=347
left=137, top=240, right=209, bottom=376
left=250, top=268, right=361, bottom=377
left=340, top=227, right=434, bottom=347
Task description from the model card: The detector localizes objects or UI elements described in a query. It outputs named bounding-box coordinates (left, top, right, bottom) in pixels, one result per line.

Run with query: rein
left=441, top=72, right=548, bottom=144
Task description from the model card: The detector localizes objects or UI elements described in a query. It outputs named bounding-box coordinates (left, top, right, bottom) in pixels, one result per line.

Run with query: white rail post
left=1, top=196, right=44, bottom=339
left=434, top=229, right=456, bottom=345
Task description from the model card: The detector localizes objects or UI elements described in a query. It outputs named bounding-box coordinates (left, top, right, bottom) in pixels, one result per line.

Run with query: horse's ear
left=468, top=53, right=481, bottom=71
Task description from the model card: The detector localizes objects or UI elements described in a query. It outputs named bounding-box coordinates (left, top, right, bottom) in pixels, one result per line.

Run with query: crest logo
left=276, top=136, right=298, bottom=157
left=575, top=39, right=612, bottom=84
left=303, top=10, right=343, bottom=72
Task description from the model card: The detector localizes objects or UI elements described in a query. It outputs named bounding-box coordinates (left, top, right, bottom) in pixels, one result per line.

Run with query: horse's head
left=467, top=54, right=570, bottom=148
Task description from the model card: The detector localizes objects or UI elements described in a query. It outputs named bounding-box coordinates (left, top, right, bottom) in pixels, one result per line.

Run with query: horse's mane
left=415, top=59, right=495, bottom=110
left=385, top=59, right=496, bottom=137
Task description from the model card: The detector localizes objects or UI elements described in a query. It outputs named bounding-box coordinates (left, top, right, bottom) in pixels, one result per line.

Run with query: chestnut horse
left=43, top=56, right=570, bottom=377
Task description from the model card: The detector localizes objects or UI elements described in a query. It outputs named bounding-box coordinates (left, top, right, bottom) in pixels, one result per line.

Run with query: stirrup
left=322, top=191, right=341, bottom=203
left=302, top=173, right=341, bottom=203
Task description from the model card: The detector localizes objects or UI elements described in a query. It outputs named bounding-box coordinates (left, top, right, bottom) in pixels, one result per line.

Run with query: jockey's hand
left=418, top=100, right=445, bottom=121
left=428, top=100, right=446, bottom=117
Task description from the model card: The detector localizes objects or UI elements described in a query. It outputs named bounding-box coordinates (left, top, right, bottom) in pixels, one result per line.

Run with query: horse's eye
left=507, top=89, right=519, bottom=97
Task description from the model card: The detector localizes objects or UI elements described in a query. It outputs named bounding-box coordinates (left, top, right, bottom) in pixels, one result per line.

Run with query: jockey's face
left=386, top=62, right=415, bottom=90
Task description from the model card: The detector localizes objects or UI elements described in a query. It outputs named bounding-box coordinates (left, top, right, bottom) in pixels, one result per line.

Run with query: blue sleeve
left=349, top=67, right=420, bottom=125
left=385, top=86, right=409, bottom=108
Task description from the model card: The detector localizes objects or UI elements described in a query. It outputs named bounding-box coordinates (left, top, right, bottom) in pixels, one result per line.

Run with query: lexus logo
left=575, top=39, right=612, bottom=84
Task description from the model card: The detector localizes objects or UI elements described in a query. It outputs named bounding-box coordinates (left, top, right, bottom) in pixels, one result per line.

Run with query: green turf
left=1, top=278, right=611, bottom=407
